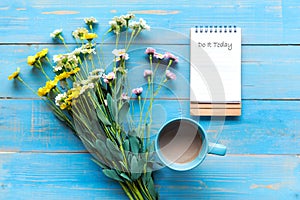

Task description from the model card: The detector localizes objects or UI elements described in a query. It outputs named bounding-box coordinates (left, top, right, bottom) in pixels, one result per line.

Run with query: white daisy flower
left=50, top=29, right=63, bottom=38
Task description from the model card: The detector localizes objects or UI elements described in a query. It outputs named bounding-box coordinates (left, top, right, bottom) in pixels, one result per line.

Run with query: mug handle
left=208, top=143, right=226, bottom=156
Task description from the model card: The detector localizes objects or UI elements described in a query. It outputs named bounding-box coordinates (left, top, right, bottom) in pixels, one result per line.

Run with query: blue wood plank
left=0, top=153, right=299, bottom=199
left=156, top=155, right=300, bottom=199
left=1, top=99, right=300, bottom=154
left=1, top=1, right=300, bottom=199
left=2, top=45, right=300, bottom=99
left=0, top=0, right=300, bottom=44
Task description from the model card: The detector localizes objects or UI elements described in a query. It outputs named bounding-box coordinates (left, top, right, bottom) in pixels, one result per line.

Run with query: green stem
left=59, top=35, right=70, bottom=52
left=90, top=49, right=96, bottom=70
left=142, top=59, right=160, bottom=128
left=120, top=182, right=134, bottom=200
left=37, top=60, right=51, bottom=80
left=98, top=30, right=110, bottom=70
left=137, top=96, right=143, bottom=138
left=126, top=181, right=140, bottom=200
left=125, top=30, right=136, bottom=51
left=45, top=56, right=53, bottom=68
left=134, top=182, right=145, bottom=200
left=137, top=179, right=152, bottom=200
left=153, top=61, right=172, bottom=97
left=82, top=41, right=90, bottom=77
left=116, top=33, right=120, bottom=49
left=130, top=182, right=144, bottom=200
left=16, top=76, right=74, bottom=129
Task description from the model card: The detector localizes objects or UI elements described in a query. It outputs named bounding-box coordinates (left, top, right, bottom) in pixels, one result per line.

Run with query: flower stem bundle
left=8, top=14, right=178, bottom=200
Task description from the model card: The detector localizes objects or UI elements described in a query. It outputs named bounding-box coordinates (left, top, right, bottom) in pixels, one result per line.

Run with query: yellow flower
left=45, top=80, right=57, bottom=90
left=27, top=56, right=37, bottom=66
left=36, top=48, right=48, bottom=59
left=37, top=87, right=48, bottom=96
left=38, top=67, right=81, bottom=97
left=83, top=33, right=98, bottom=40
left=56, top=71, right=70, bottom=81
left=8, top=67, right=21, bottom=80
left=68, top=89, right=80, bottom=99
left=55, top=67, right=81, bottom=81
left=69, top=67, right=80, bottom=74
left=60, top=103, right=67, bottom=110
left=37, top=80, right=58, bottom=97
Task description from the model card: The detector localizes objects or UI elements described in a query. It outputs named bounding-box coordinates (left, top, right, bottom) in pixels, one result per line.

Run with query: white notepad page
left=190, top=27, right=241, bottom=103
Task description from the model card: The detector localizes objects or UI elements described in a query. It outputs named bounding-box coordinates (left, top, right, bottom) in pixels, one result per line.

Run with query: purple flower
left=164, top=52, right=179, bottom=62
left=143, top=69, right=153, bottom=77
left=132, top=87, right=143, bottom=96
left=103, top=72, right=115, bottom=83
left=145, top=47, right=156, bottom=55
left=153, top=52, right=165, bottom=60
left=121, top=93, right=129, bottom=100
left=166, top=70, right=176, bottom=80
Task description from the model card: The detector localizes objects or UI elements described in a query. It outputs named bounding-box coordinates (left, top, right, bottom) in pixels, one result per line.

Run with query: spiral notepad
left=190, top=26, right=241, bottom=116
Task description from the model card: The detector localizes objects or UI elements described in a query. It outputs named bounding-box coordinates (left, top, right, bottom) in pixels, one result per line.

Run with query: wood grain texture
left=0, top=153, right=299, bottom=199
left=0, top=0, right=300, bottom=44
left=1, top=0, right=300, bottom=199
left=1, top=99, right=300, bottom=155
left=190, top=103, right=242, bottom=116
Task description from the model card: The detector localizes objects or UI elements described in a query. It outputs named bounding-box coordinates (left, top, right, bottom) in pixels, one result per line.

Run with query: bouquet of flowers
left=8, top=14, right=178, bottom=200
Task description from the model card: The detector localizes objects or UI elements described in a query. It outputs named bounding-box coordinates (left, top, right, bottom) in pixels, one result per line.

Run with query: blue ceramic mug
left=155, top=118, right=226, bottom=171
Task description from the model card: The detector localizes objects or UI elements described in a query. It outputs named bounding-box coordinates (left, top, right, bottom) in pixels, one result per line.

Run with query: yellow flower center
left=84, top=33, right=98, bottom=40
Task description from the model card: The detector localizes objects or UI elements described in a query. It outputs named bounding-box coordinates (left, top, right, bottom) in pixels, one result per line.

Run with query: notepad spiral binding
left=194, top=25, right=237, bottom=33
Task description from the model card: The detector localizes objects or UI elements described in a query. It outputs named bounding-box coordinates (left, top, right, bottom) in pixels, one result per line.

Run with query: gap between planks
left=2, top=98, right=300, bottom=101
left=1, top=43, right=300, bottom=46
left=0, top=151, right=299, bottom=157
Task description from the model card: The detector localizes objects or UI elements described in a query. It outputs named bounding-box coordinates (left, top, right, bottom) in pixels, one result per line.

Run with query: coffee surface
left=159, top=120, right=202, bottom=164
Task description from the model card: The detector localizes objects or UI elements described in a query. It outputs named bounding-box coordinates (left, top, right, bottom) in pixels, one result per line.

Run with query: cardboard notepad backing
left=190, top=26, right=241, bottom=116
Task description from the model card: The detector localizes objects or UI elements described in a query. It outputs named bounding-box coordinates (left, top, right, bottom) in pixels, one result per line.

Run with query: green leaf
left=131, top=156, right=138, bottom=172
left=118, top=102, right=129, bottom=124
left=142, top=172, right=157, bottom=199
left=119, top=161, right=127, bottom=170
left=128, top=136, right=140, bottom=154
left=146, top=141, right=156, bottom=161
left=142, top=172, right=151, bottom=186
left=102, top=169, right=124, bottom=182
left=107, top=93, right=117, bottom=121
left=91, top=158, right=107, bottom=169
left=129, top=129, right=137, bottom=137
left=96, top=107, right=111, bottom=126
left=147, top=176, right=157, bottom=199
left=122, top=139, right=130, bottom=151
left=125, top=151, right=132, bottom=165
left=78, top=112, right=91, bottom=127
left=96, top=133, right=106, bottom=141
left=53, top=112, right=66, bottom=122
left=106, top=139, right=123, bottom=162
left=80, top=135, right=95, bottom=149
left=115, top=133, right=122, bottom=147
left=130, top=156, right=141, bottom=180
left=149, top=141, right=155, bottom=152
left=120, top=173, right=132, bottom=182
left=115, top=72, right=123, bottom=98
left=95, top=139, right=112, bottom=161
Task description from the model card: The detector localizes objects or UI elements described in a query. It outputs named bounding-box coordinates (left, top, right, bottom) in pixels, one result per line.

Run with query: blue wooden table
left=1, top=1, right=300, bottom=199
